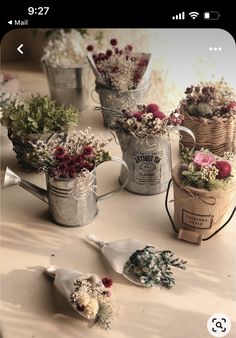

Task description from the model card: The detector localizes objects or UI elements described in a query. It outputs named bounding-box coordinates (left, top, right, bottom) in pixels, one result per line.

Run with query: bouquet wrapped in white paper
left=45, top=266, right=114, bottom=329
left=86, top=234, right=187, bottom=288
left=87, top=38, right=152, bottom=91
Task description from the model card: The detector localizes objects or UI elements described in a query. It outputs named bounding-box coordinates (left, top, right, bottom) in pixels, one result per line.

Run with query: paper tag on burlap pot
left=172, top=165, right=236, bottom=239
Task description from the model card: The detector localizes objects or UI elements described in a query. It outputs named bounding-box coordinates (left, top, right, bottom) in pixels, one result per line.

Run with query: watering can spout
left=3, top=167, right=48, bottom=203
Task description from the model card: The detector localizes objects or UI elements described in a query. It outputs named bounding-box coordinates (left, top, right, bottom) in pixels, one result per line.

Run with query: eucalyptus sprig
left=124, top=245, right=187, bottom=288
left=1, top=95, right=78, bottom=137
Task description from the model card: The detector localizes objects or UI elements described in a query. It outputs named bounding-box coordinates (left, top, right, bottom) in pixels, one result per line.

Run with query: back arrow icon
left=17, top=44, right=24, bottom=54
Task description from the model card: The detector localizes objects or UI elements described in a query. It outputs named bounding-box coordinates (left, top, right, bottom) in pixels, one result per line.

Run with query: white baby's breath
left=42, top=30, right=86, bottom=68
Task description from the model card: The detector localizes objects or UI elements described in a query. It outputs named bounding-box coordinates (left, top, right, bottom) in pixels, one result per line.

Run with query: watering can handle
left=169, top=125, right=196, bottom=151
left=165, top=179, right=236, bottom=243
left=97, top=156, right=129, bottom=201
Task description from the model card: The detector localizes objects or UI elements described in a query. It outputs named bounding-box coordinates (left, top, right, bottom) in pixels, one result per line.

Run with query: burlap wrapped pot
left=165, top=164, right=236, bottom=244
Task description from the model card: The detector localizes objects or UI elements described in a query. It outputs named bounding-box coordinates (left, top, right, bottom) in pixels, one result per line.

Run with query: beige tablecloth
left=1, top=63, right=236, bottom=338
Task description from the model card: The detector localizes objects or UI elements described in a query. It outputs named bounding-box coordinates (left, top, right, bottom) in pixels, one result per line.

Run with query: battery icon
left=204, top=11, right=220, bottom=20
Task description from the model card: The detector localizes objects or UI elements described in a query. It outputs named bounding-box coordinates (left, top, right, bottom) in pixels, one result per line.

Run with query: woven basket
left=8, top=131, right=53, bottom=171
left=180, top=112, right=236, bottom=156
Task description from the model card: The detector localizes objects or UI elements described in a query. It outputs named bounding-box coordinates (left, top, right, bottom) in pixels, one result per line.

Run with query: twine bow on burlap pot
left=165, top=165, right=236, bottom=244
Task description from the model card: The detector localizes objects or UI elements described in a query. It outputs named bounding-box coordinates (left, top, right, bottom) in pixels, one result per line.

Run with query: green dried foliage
left=124, top=245, right=187, bottom=288
left=1, top=95, right=78, bottom=137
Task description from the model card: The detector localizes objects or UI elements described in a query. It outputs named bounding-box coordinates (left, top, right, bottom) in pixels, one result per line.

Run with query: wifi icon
left=189, top=11, right=199, bottom=19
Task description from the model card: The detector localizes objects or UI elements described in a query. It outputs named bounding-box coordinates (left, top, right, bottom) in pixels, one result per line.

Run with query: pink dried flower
left=168, top=111, right=184, bottom=125
left=102, top=277, right=113, bottom=288
left=193, top=151, right=216, bottom=167
left=215, top=161, right=232, bottom=179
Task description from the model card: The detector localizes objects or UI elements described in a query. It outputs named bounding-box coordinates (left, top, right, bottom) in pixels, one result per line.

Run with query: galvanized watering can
left=3, top=157, right=129, bottom=227
left=115, top=126, right=195, bottom=195
left=42, top=61, right=90, bottom=111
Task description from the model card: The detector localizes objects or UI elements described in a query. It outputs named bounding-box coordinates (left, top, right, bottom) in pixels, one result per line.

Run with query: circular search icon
left=207, top=313, right=231, bottom=337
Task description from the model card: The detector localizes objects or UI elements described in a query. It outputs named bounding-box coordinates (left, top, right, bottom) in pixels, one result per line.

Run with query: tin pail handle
left=97, top=156, right=129, bottom=201
left=169, top=125, right=196, bottom=151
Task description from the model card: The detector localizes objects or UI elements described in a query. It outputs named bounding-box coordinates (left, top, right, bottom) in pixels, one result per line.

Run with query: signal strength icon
left=189, top=11, right=199, bottom=19
left=172, top=12, right=185, bottom=20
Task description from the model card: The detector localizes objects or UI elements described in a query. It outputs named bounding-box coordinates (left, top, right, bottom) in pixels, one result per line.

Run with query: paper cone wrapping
left=101, top=238, right=147, bottom=274
left=86, top=235, right=149, bottom=285
left=85, top=235, right=187, bottom=288
left=136, top=53, right=152, bottom=89
left=45, top=266, right=114, bottom=326
left=87, top=53, right=152, bottom=90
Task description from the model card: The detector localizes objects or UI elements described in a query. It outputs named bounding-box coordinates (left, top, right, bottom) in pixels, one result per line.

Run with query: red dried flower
left=112, top=66, right=119, bottom=73
left=83, top=146, right=94, bottom=156
left=102, top=277, right=113, bottom=288
left=98, top=53, right=106, bottom=61
left=68, top=167, right=77, bottom=178
left=132, top=111, right=144, bottom=120
left=87, top=45, right=94, bottom=52
left=57, top=162, right=68, bottom=177
left=82, top=160, right=94, bottom=171
left=110, top=38, right=118, bottom=46
left=62, top=154, right=71, bottom=162
left=147, top=103, right=159, bottom=113
left=77, top=304, right=85, bottom=312
left=215, top=161, right=232, bottom=179
left=125, top=44, right=133, bottom=52
left=147, top=104, right=166, bottom=120
left=152, top=111, right=165, bottom=120
left=54, top=147, right=66, bottom=159
left=106, top=49, right=113, bottom=57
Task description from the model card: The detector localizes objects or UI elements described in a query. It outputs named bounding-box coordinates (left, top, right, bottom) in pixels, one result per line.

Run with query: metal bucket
left=43, top=61, right=90, bottom=111
left=116, top=132, right=172, bottom=195
left=116, top=126, right=195, bottom=195
left=95, top=83, right=149, bottom=127
left=46, top=156, right=129, bottom=227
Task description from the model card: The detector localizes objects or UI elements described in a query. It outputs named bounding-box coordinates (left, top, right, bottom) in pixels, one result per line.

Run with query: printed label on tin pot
left=133, top=152, right=163, bottom=186
left=182, top=209, right=213, bottom=229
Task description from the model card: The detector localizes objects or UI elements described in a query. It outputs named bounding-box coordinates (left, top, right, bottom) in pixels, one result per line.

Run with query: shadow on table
left=114, top=299, right=235, bottom=338
left=1, top=266, right=107, bottom=338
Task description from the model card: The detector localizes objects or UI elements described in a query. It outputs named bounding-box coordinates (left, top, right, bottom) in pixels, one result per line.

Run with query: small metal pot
left=95, top=83, right=149, bottom=127
left=116, top=126, right=195, bottom=195
left=42, top=61, right=90, bottom=111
